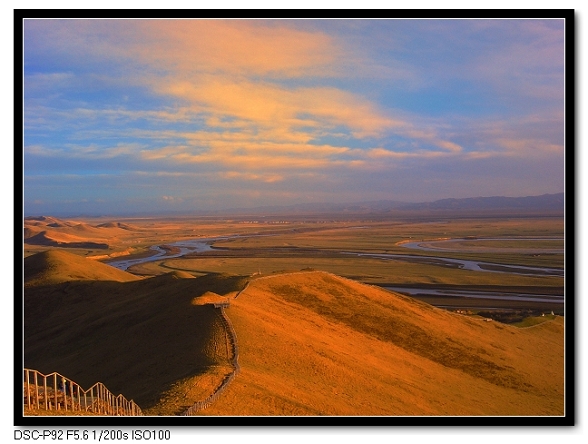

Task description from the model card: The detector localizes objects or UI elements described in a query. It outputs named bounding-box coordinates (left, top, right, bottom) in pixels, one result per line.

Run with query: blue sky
left=22, top=18, right=566, bottom=216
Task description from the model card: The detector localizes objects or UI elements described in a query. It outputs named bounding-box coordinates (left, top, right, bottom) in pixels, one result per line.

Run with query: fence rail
left=23, top=369, right=143, bottom=416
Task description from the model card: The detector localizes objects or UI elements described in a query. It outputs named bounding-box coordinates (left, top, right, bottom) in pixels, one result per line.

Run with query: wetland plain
left=98, top=215, right=564, bottom=316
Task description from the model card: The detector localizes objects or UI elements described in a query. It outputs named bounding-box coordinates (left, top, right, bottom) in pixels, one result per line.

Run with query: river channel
left=107, top=236, right=235, bottom=271
left=107, top=235, right=564, bottom=306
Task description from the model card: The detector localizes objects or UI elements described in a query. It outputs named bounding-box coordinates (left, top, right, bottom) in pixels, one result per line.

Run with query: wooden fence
left=23, top=369, right=143, bottom=416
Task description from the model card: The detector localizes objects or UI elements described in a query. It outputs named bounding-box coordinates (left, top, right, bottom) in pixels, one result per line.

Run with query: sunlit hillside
left=201, top=271, right=564, bottom=416
left=24, top=217, right=137, bottom=250
left=24, top=250, right=141, bottom=286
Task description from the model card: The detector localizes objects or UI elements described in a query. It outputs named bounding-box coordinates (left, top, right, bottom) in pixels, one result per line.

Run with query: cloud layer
left=23, top=19, right=566, bottom=215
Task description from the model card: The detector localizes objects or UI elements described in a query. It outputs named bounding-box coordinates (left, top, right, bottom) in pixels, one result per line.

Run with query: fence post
left=101, top=385, right=105, bottom=414
left=25, top=369, right=31, bottom=410
left=100, top=385, right=104, bottom=415
left=43, top=375, right=48, bottom=410
left=34, top=371, right=40, bottom=410
left=53, top=374, right=59, bottom=410
left=99, top=385, right=104, bottom=415
left=69, top=380, right=74, bottom=411
left=76, top=383, right=81, bottom=411
left=97, top=386, right=100, bottom=414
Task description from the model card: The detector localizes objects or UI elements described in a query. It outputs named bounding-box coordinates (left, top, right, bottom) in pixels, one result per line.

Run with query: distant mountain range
left=394, top=193, right=565, bottom=211
left=212, top=193, right=565, bottom=216
left=28, top=193, right=564, bottom=219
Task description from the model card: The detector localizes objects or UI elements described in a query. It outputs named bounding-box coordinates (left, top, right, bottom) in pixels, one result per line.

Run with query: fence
left=182, top=306, right=240, bottom=415
left=234, top=281, right=250, bottom=299
left=23, top=369, right=142, bottom=416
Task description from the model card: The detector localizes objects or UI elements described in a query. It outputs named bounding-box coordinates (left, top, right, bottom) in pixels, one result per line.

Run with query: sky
left=22, top=18, right=567, bottom=216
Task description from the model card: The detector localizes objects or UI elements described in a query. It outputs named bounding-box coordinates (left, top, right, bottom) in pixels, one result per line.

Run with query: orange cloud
left=365, top=148, right=411, bottom=159
left=493, top=138, right=564, bottom=155
left=221, top=171, right=284, bottom=183
left=132, top=20, right=341, bottom=78
left=31, top=20, right=473, bottom=178
left=435, top=140, right=463, bottom=153
left=158, top=78, right=401, bottom=139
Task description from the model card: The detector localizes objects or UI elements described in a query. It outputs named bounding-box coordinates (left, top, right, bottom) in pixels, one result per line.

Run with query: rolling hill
left=201, top=272, right=564, bottom=416
left=23, top=250, right=248, bottom=413
left=24, top=216, right=138, bottom=249
left=24, top=250, right=140, bottom=287
left=22, top=250, right=564, bottom=416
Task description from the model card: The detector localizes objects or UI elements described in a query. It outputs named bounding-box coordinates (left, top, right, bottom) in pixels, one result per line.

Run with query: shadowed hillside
left=24, top=250, right=248, bottom=411
left=24, top=231, right=109, bottom=249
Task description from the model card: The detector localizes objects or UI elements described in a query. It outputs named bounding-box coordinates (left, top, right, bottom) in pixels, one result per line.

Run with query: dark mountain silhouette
left=210, top=193, right=564, bottom=216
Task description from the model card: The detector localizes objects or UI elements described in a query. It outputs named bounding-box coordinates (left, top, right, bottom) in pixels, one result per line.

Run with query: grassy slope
left=24, top=250, right=140, bottom=286
left=202, top=271, right=564, bottom=416
left=24, top=250, right=248, bottom=411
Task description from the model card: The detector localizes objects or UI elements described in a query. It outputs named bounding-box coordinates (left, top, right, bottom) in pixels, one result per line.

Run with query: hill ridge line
left=182, top=307, right=240, bottom=415
left=181, top=271, right=320, bottom=414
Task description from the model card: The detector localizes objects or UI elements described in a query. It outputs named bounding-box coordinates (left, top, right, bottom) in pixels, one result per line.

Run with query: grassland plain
left=140, top=255, right=562, bottom=286
left=109, top=216, right=562, bottom=316
left=24, top=216, right=564, bottom=272
left=208, top=218, right=563, bottom=269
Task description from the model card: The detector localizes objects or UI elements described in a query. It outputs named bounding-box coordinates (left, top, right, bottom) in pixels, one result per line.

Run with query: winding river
left=108, top=236, right=234, bottom=271
left=344, top=251, right=563, bottom=277
left=384, top=286, right=563, bottom=305
left=400, top=237, right=564, bottom=254
left=109, top=235, right=563, bottom=277
left=107, top=235, right=564, bottom=306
